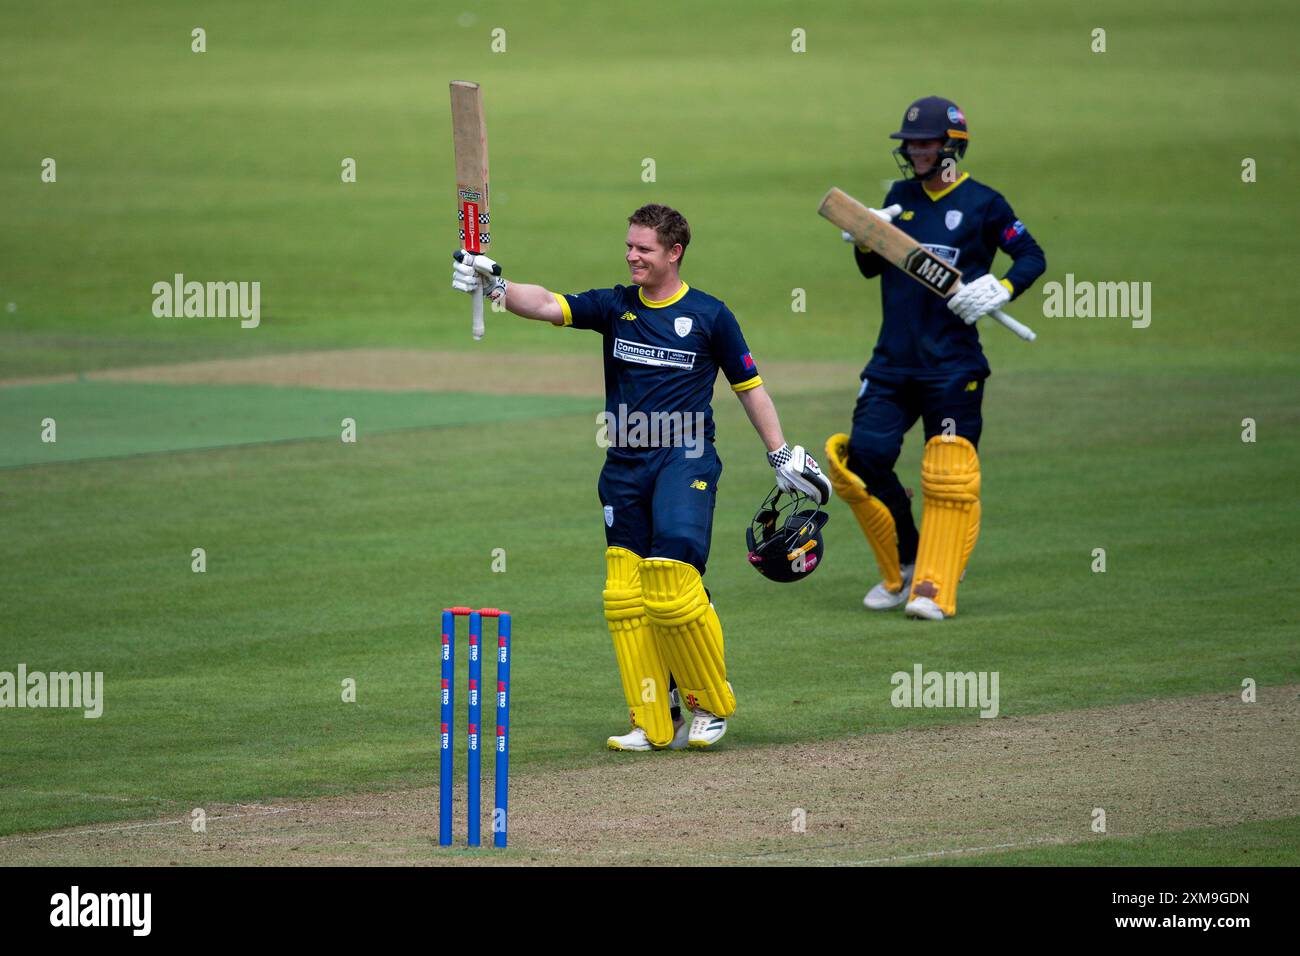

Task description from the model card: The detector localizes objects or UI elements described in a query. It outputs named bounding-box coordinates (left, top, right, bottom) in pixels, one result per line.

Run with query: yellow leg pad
left=639, top=558, right=737, bottom=718
left=910, top=436, right=981, bottom=616
left=824, top=433, right=902, bottom=592
left=960, top=494, right=981, bottom=578
left=603, top=547, right=674, bottom=747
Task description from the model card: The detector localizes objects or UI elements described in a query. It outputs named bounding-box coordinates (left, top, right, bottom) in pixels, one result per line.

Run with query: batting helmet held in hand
left=745, top=487, right=829, bottom=583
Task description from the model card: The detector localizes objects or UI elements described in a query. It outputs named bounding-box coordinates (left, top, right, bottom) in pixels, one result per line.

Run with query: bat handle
left=472, top=286, right=485, bottom=340
left=992, top=308, right=1036, bottom=342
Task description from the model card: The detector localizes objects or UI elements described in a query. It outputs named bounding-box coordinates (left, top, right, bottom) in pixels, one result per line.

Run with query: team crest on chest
left=673, top=316, right=693, bottom=337
left=945, top=210, right=963, bottom=231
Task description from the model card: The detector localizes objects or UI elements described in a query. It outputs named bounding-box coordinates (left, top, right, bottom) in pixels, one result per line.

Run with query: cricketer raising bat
left=450, top=80, right=493, bottom=340
left=819, top=186, right=1037, bottom=342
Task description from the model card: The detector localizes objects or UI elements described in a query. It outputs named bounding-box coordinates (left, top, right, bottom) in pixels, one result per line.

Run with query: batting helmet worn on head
left=746, top=487, right=829, bottom=583
left=890, top=95, right=969, bottom=179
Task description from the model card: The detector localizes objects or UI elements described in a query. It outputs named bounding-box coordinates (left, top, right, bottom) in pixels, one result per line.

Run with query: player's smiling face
left=626, top=225, right=677, bottom=287
left=905, top=138, right=944, bottom=177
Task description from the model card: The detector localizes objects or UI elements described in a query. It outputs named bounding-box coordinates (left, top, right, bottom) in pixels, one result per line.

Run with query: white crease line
left=0, top=806, right=307, bottom=845
left=834, top=836, right=1068, bottom=866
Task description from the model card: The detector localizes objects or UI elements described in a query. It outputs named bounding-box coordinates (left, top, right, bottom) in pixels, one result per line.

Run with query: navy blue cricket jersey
left=854, top=173, right=1045, bottom=379
left=555, top=283, right=761, bottom=446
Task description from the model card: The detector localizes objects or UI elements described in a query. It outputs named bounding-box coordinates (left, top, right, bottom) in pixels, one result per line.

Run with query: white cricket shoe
left=864, top=563, right=915, bottom=610
left=688, top=710, right=727, bottom=748
left=608, top=722, right=688, bottom=752
left=607, top=727, right=654, bottom=751
left=905, top=596, right=945, bottom=621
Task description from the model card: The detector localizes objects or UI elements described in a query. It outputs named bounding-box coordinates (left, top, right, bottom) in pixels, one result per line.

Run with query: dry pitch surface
left=4, top=687, right=1295, bottom=866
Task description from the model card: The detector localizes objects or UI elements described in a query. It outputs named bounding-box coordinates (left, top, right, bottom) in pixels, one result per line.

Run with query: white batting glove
left=768, top=444, right=832, bottom=506
left=451, top=251, right=478, bottom=292
left=452, top=251, right=507, bottom=301
left=946, top=273, right=1010, bottom=325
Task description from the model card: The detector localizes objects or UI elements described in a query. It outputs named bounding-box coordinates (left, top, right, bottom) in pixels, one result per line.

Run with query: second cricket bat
left=818, top=186, right=1036, bottom=342
left=450, top=80, right=492, bottom=340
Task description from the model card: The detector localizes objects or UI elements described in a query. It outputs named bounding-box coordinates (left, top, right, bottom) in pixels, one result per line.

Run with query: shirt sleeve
left=983, top=193, right=1045, bottom=300
left=710, top=304, right=762, bottom=392
left=555, top=287, right=621, bottom=333
left=854, top=245, right=886, bottom=278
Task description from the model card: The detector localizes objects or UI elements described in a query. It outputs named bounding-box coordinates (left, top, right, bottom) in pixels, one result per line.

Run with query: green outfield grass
left=1, top=373, right=1296, bottom=837
left=0, top=0, right=1296, bottom=862
left=0, top=381, right=593, bottom=466
left=2, top=0, right=1297, bottom=373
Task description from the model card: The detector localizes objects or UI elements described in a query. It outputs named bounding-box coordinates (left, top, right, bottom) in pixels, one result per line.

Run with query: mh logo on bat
left=906, top=252, right=956, bottom=294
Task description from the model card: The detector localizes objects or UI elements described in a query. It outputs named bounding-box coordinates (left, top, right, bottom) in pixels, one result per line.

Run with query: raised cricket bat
left=450, top=80, right=492, bottom=340
left=818, top=186, right=1036, bottom=342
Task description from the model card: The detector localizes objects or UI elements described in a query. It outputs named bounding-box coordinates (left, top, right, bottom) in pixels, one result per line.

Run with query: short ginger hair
left=628, top=204, right=691, bottom=264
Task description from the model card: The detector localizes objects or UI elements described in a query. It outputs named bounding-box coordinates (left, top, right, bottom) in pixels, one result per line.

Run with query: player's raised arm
left=451, top=252, right=565, bottom=325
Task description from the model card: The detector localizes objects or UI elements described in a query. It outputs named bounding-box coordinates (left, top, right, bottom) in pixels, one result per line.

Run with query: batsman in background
left=453, top=204, right=830, bottom=748
left=826, top=96, right=1045, bottom=620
